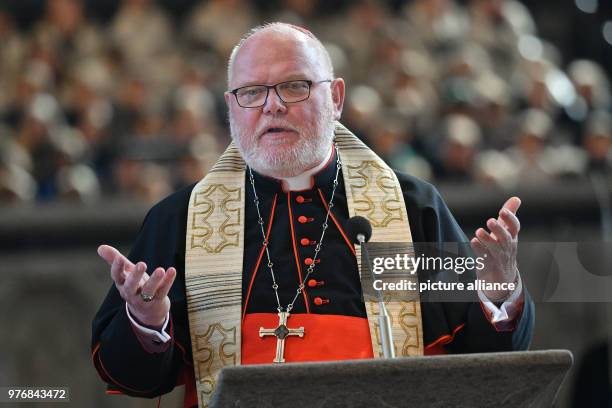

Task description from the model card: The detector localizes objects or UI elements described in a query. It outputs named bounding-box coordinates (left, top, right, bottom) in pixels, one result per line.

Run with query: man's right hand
left=97, top=244, right=177, bottom=329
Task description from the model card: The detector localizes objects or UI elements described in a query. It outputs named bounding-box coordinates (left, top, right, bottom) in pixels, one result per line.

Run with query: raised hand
left=97, top=244, right=177, bottom=328
left=469, top=197, right=521, bottom=300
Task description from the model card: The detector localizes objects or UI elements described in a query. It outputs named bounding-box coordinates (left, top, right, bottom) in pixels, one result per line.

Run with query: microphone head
left=347, top=216, right=372, bottom=244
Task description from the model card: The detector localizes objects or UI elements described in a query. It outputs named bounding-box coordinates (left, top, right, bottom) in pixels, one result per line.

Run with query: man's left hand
left=470, top=197, right=521, bottom=301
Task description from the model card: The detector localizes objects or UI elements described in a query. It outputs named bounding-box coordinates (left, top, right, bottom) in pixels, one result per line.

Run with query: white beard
left=229, top=101, right=335, bottom=178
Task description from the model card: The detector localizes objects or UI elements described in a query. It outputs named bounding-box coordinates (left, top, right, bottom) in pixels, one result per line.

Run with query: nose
left=262, top=88, right=288, bottom=115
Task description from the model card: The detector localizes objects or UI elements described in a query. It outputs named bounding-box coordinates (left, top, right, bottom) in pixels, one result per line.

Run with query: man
left=92, top=23, right=534, bottom=408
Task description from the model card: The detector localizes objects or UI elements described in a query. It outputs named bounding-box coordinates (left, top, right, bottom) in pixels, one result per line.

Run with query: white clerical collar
left=279, top=144, right=334, bottom=191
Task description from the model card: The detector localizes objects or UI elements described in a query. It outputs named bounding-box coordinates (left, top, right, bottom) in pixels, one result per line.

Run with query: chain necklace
left=247, top=145, right=342, bottom=315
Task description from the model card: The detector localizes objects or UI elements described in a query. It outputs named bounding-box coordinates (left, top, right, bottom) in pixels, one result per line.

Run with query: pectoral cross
left=259, top=311, right=305, bottom=363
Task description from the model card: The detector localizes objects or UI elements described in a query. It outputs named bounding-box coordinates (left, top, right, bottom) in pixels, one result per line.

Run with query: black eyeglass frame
left=229, top=79, right=333, bottom=108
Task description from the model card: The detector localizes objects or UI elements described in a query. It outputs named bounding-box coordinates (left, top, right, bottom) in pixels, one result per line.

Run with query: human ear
left=224, top=91, right=233, bottom=110
left=330, top=78, right=345, bottom=121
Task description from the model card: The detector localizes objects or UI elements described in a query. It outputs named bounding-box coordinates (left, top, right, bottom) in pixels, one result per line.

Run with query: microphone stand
left=358, top=233, right=396, bottom=358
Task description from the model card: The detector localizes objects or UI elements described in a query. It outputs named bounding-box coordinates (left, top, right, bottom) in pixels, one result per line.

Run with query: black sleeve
left=398, top=172, right=535, bottom=353
left=91, top=185, right=194, bottom=397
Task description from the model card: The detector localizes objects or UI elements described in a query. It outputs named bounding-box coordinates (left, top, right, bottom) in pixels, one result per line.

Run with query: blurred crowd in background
left=0, top=0, right=611, bottom=204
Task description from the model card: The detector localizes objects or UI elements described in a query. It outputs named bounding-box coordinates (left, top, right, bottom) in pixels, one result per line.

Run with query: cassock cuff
left=125, top=303, right=171, bottom=349
left=94, top=304, right=176, bottom=395
left=478, top=272, right=523, bottom=324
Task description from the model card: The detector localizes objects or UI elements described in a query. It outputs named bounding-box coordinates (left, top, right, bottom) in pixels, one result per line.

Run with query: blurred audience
left=0, top=0, right=610, bottom=205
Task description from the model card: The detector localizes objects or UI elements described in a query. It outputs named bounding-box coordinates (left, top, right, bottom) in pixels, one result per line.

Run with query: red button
left=308, top=279, right=324, bottom=288
left=314, top=297, right=330, bottom=306
left=304, top=258, right=320, bottom=266
left=298, top=216, right=308, bottom=224
left=300, top=238, right=310, bottom=246
left=296, top=195, right=305, bottom=203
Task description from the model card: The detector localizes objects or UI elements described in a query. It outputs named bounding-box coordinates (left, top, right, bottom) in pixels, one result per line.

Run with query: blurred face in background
left=585, top=133, right=610, bottom=161
left=48, top=0, right=83, bottom=35
left=225, top=26, right=345, bottom=178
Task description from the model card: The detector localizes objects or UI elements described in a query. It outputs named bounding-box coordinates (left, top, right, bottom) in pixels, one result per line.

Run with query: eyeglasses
left=229, top=79, right=332, bottom=108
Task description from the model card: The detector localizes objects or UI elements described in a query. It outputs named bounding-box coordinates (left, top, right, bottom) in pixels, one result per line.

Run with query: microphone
left=347, top=216, right=395, bottom=358
left=347, top=216, right=372, bottom=245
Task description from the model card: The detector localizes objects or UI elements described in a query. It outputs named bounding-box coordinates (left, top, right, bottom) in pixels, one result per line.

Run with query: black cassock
left=92, top=154, right=534, bottom=400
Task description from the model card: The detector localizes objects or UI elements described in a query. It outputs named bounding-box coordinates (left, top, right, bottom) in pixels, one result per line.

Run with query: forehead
left=230, top=29, right=325, bottom=87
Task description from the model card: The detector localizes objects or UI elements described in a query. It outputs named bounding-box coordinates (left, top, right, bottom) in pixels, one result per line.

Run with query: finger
left=501, top=196, right=521, bottom=215
left=476, top=228, right=502, bottom=258
left=97, top=244, right=117, bottom=265
left=470, top=237, right=489, bottom=259
left=124, top=262, right=147, bottom=296
left=98, top=245, right=132, bottom=267
left=110, top=256, right=126, bottom=285
left=98, top=245, right=136, bottom=278
left=156, top=267, right=177, bottom=299
left=476, top=227, right=496, bottom=244
left=138, top=272, right=150, bottom=289
left=487, top=218, right=512, bottom=243
left=128, top=262, right=147, bottom=285
left=140, top=267, right=166, bottom=298
left=498, top=208, right=520, bottom=238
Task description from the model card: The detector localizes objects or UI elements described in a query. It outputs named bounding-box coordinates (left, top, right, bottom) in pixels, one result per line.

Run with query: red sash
left=242, top=313, right=374, bottom=364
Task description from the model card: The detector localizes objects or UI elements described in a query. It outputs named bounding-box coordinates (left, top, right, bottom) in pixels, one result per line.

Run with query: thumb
left=98, top=244, right=130, bottom=267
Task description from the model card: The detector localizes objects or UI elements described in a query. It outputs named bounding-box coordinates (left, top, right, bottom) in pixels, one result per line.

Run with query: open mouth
left=265, top=127, right=293, bottom=134
left=261, top=127, right=297, bottom=138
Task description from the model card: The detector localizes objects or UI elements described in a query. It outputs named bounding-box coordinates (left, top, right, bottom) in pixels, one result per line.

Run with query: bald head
left=227, top=23, right=334, bottom=89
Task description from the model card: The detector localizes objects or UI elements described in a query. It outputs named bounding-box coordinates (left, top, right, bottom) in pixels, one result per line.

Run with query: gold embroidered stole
left=185, top=122, right=423, bottom=407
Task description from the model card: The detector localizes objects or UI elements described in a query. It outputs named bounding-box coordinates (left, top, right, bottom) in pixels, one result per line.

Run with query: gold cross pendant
left=259, top=311, right=305, bottom=363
